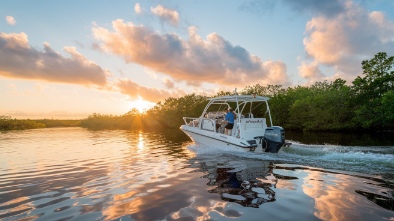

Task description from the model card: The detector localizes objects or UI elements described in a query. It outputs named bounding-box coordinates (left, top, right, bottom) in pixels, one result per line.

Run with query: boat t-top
left=180, top=93, right=291, bottom=153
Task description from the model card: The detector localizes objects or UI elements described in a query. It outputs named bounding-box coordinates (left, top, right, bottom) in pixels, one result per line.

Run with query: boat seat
left=206, top=111, right=226, bottom=119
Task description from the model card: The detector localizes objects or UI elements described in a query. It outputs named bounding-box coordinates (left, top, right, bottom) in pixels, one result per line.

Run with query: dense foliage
left=351, top=52, right=394, bottom=129
left=80, top=109, right=148, bottom=130
left=0, top=116, right=46, bottom=130
left=0, top=117, right=81, bottom=131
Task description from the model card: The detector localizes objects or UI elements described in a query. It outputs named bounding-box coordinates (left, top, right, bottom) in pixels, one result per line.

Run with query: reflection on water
left=0, top=128, right=393, bottom=221
left=204, top=161, right=277, bottom=208
left=195, top=160, right=298, bottom=208
left=356, top=189, right=394, bottom=211
left=0, top=128, right=195, bottom=221
left=186, top=154, right=394, bottom=221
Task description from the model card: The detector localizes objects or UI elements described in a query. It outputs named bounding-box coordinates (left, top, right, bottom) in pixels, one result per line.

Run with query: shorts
left=225, top=123, right=234, bottom=129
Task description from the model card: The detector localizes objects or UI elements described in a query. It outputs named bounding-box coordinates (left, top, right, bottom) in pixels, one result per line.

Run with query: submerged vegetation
left=2, top=52, right=393, bottom=132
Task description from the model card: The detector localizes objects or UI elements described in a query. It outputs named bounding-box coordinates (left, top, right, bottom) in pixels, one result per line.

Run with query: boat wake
left=187, top=141, right=394, bottom=182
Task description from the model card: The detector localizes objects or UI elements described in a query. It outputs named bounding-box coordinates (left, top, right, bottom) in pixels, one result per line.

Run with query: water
left=0, top=128, right=393, bottom=221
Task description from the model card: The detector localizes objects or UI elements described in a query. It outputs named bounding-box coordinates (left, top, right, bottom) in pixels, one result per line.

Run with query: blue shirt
left=225, top=112, right=235, bottom=123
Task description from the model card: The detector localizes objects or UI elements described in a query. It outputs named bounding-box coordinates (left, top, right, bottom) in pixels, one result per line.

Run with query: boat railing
left=183, top=117, right=200, bottom=127
left=183, top=117, right=223, bottom=133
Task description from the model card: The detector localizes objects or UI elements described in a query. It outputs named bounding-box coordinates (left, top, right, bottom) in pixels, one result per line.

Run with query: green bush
left=0, top=116, right=46, bottom=130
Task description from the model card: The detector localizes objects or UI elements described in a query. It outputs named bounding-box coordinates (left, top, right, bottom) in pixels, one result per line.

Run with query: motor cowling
left=263, top=126, right=285, bottom=153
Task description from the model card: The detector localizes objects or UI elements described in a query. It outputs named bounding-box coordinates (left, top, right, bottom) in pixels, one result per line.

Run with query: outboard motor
left=262, top=126, right=287, bottom=153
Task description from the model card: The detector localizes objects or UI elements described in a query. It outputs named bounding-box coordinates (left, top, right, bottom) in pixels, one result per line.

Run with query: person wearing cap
left=225, top=108, right=235, bottom=135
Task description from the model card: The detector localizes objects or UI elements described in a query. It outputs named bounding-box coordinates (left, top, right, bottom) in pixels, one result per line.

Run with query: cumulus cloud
left=113, top=78, right=182, bottom=102
left=0, top=32, right=108, bottom=86
left=150, top=5, right=179, bottom=26
left=299, top=1, right=394, bottom=82
left=298, top=61, right=324, bottom=85
left=0, top=31, right=186, bottom=104
left=134, top=3, right=142, bottom=14
left=6, top=16, right=16, bottom=25
left=92, top=20, right=291, bottom=88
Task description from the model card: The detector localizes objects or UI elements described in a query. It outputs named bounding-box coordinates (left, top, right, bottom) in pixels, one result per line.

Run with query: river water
left=0, top=127, right=393, bottom=221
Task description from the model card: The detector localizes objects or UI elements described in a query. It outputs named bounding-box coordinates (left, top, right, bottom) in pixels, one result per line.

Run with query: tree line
left=81, top=52, right=393, bottom=132
left=2, top=52, right=393, bottom=131
left=0, top=117, right=80, bottom=131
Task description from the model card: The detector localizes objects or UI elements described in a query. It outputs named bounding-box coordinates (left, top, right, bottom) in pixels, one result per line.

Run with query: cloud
left=0, top=32, right=108, bottom=86
left=299, top=1, right=394, bottom=82
left=281, top=0, right=345, bottom=17
left=298, top=61, right=324, bottom=85
left=6, top=16, right=16, bottom=25
left=0, top=31, right=184, bottom=103
left=150, top=5, right=179, bottom=26
left=92, top=20, right=291, bottom=89
left=134, top=3, right=142, bottom=14
left=239, top=0, right=345, bottom=18
left=163, top=77, right=175, bottom=89
left=113, top=78, right=182, bottom=102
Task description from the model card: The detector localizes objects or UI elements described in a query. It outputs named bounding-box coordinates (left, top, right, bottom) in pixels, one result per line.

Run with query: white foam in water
left=187, top=142, right=394, bottom=176
left=280, top=143, right=394, bottom=175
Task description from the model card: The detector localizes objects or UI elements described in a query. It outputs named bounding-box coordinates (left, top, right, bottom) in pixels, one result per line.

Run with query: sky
left=1, top=0, right=394, bottom=119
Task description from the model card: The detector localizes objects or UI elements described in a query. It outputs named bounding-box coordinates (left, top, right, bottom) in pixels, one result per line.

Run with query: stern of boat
left=260, top=126, right=291, bottom=153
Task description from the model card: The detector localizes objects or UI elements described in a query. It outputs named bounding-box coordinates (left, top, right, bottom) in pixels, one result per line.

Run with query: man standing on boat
left=225, top=108, right=235, bottom=135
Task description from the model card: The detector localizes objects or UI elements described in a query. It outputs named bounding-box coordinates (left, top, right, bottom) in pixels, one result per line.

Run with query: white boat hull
left=181, top=125, right=266, bottom=153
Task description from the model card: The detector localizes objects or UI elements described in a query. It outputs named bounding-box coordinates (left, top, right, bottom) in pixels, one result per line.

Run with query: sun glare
left=130, top=96, right=152, bottom=113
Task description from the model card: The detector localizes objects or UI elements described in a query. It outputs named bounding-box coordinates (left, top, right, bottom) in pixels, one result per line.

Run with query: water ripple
left=1, top=128, right=393, bottom=221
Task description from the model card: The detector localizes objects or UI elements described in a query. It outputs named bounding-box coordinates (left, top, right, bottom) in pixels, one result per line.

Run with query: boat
left=180, top=93, right=291, bottom=153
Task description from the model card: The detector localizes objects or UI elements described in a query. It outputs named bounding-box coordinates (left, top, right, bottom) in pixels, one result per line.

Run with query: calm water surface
left=0, top=127, right=393, bottom=221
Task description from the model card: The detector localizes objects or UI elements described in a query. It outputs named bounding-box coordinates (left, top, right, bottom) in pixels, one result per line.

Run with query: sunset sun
left=129, top=96, right=152, bottom=113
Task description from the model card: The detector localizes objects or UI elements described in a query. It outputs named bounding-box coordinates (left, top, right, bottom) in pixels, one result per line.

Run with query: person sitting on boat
left=225, top=108, right=235, bottom=135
